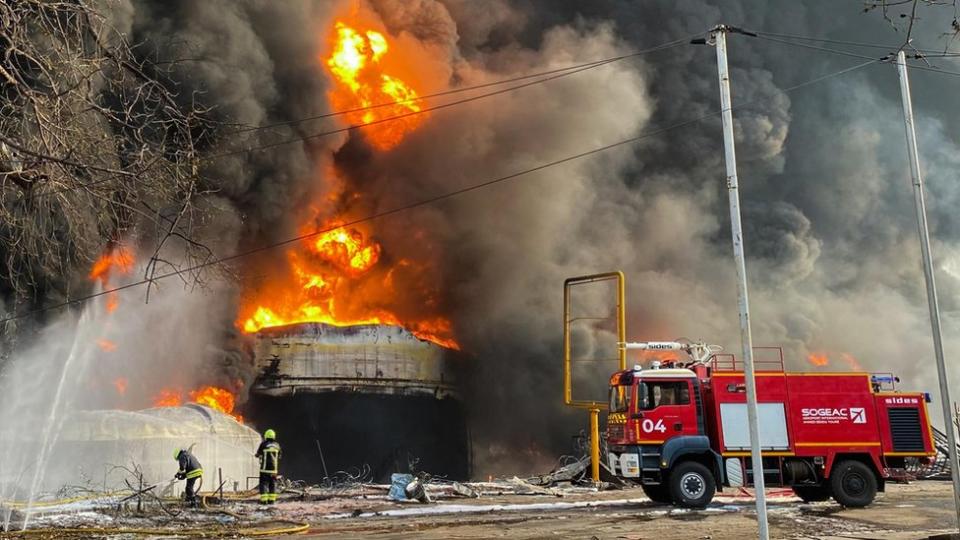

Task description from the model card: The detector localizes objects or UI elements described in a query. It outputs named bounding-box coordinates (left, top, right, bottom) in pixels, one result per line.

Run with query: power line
left=0, top=57, right=880, bottom=325
left=207, top=38, right=694, bottom=159
left=755, top=30, right=960, bottom=56
left=17, top=36, right=696, bottom=200
left=227, top=37, right=694, bottom=135
left=207, top=61, right=616, bottom=159
left=878, top=57, right=960, bottom=78
left=26, top=29, right=955, bottom=202
left=755, top=33, right=960, bottom=78
left=754, top=34, right=892, bottom=61
left=216, top=29, right=960, bottom=165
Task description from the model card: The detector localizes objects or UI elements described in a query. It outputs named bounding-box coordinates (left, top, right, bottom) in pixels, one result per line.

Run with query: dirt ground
left=2, top=480, right=955, bottom=539
left=289, top=481, right=957, bottom=540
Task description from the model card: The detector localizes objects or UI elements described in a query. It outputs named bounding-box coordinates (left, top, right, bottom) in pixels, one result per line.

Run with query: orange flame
left=237, top=17, right=456, bottom=350
left=89, top=247, right=134, bottom=283
left=89, top=246, right=134, bottom=313
left=807, top=353, right=829, bottom=367
left=840, top=353, right=864, bottom=372
left=807, top=352, right=864, bottom=371
left=240, top=222, right=459, bottom=350
left=313, top=227, right=381, bottom=276
left=637, top=351, right=682, bottom=366
left=152, top=386, right=243, bottom=422
left=113, top=377, right=128, bottom=395
left=191, top=386, right=242, bottom=422
left=97, top=338, right=117, bottom=352
left=153, top=388, right=182, bottom=407
left=326, top=21, right=425, bottom=149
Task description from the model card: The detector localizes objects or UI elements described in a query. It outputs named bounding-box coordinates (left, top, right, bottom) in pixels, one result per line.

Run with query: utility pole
left=709, top=25, right=770, bottom=540
left=896, top=50, right=960, bottom=529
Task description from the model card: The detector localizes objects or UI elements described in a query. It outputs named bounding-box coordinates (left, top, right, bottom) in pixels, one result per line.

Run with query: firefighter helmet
left=264, top=429, right=276, bottom=440
left=173, top=448, right=182, bottom=460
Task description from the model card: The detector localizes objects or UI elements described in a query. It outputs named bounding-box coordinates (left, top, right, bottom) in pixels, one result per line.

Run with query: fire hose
left=1, top=487, right=265, bottom=510
left=0, top=492, right=126, bottom=509
left=0, top=520, right=311, bottom=537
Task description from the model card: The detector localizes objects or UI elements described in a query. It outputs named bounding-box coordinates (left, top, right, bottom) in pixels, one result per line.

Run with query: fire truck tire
left=829, top=460, right=877, bottom=508
left=641, top=483, right=673, bottom=504
left=668, top=461, right=716, bottom=508
left=791, top=484, right=832, bottom=502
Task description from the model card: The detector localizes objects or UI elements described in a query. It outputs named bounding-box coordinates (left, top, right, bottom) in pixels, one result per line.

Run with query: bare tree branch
left=863, top=0, right=960, bottom=48
left=0, top=0, right=226, bottom=315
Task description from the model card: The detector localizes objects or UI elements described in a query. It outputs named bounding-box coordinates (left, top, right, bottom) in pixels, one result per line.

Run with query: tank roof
left=47, top=405, right=256, bottom=441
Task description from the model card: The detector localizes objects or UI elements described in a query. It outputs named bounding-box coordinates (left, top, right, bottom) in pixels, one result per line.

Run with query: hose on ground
left=0, top=519, right=311, bottom=537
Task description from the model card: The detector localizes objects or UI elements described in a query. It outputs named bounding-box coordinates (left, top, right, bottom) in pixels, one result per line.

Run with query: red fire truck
left=605, top=341, right=937, bottom=508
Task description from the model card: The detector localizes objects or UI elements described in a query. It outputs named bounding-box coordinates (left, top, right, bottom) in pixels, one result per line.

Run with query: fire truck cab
left=606, top=341, right=937, bottom=508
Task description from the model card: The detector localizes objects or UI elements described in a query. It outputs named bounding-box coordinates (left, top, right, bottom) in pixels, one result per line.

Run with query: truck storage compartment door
left=720, top=402, right=790, bottom=450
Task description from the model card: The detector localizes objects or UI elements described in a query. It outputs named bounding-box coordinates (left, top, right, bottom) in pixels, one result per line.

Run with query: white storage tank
left=1, top=405, right=260, bottom=497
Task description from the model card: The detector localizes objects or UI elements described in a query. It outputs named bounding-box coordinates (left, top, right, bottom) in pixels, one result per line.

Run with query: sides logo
left=850, top=407, right=866, bottom=424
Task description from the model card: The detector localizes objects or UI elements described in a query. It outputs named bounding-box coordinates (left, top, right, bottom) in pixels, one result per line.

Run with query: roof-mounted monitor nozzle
left=618, top=340, right=722, bottom=365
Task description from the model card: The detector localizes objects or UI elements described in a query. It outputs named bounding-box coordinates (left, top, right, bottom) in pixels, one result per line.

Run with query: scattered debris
left=530, top=455, right=589, bottom=486
left=404, top=477, right=431, bottom=504
left=388, top=473, right=413, bottom=502
left=450, top=482, right=479, bottom=498
left=506, top=477, right=565, bottom=497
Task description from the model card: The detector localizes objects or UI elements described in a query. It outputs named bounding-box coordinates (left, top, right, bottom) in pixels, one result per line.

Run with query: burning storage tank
left=246, top=322, right=469, bottom=482
left=235, top=12, right=469, bottom=482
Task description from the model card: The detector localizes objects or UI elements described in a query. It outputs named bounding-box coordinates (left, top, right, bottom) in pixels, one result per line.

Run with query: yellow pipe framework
left=563, top=271, right=626, bottom=483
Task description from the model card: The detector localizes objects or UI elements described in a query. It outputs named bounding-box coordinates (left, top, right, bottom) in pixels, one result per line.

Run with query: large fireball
left=326, top=21, right=425, bottom=150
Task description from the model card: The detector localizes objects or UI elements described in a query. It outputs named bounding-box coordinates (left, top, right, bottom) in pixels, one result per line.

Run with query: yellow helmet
left=264, top=429, right=276, bottom=440
left=173, top=448, right=182, bottom=460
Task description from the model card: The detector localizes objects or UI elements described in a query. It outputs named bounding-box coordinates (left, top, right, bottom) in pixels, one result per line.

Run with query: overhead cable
left=0, top=57, right=881, bottom=324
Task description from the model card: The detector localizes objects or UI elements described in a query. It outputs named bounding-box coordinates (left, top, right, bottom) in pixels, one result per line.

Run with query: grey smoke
left=3, top=0, right=960, bottom=477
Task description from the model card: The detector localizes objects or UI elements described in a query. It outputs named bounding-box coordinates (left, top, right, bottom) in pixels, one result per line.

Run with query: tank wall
left=35, top=434, right=259, bottom=495
left=253, top=323, right=458, bottom=397
left=0, top=407, right=260, bottom=498
left=247, top=392, right=469, bottom=483
left=247, top=324, right=469, bottom=483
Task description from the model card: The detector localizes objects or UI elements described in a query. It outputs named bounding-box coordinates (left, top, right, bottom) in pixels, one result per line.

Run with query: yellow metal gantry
left=563, top=271, right=626, bottom=483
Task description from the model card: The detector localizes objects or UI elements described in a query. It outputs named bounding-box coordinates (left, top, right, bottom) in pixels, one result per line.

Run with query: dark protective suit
left=176, top=450, right=203, bottom=505
left=255, top=440, right=281, bottom=504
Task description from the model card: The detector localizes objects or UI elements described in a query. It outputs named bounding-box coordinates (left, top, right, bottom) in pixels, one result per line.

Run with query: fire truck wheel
left=791, top=484, right=832, bottom=502
left=668, top=461, right=716, bottom=508
left=829, top=460, right=877, bottom=508
left=641, top=483, right=673, bottom=504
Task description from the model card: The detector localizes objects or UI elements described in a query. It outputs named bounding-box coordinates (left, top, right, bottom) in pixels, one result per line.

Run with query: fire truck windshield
left=609, top=384, right=631, bottom=413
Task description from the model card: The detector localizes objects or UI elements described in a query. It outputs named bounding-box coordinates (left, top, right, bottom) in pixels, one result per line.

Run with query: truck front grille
left=888, top=408, right=925, bottom=452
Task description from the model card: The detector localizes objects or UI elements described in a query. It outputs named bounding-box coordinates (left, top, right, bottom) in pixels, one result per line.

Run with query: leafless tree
left=863, top=0, right=960, bottom=51
left=0, top=0, right=220, bottom=323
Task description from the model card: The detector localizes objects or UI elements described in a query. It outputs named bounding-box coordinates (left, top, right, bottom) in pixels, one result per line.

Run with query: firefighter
left=173, top=448, right=203, bottom=506
left=255, top=429, right=281, bottom=505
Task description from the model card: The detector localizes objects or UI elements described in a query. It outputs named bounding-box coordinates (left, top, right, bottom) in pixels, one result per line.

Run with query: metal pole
left=713, top=26, right=769, bottom=540
left=315, top=440, right=330, bottom=480
left=589, top=408, right=601, bottom=483
left=896, top=50, right=960, bottom=528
